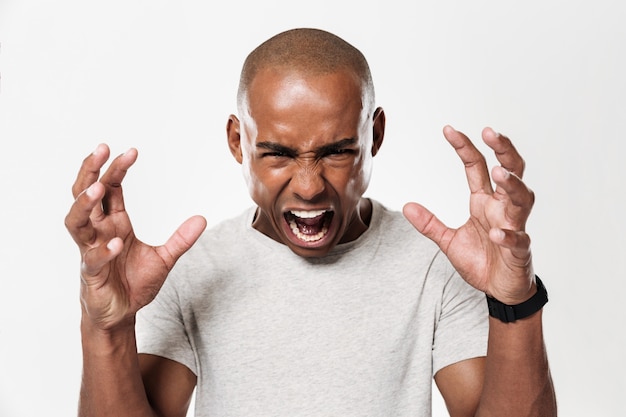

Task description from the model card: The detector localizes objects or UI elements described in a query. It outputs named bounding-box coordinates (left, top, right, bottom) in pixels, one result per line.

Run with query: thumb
left=402, top=202, right=453, bottom=251
left=158, top=215, right=208, bottom=269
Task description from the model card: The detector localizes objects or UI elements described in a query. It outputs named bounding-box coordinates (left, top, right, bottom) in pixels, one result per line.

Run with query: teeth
left=288, top=219, right=328, bottom=242
left=290, top=209, right=326, bottom=219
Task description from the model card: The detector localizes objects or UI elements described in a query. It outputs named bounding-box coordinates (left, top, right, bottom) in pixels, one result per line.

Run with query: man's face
left=227, top=68, right=384, bottom=258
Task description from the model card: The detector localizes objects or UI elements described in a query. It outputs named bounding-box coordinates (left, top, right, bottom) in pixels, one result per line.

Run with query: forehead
left=243, top=68, right=367, bottom=146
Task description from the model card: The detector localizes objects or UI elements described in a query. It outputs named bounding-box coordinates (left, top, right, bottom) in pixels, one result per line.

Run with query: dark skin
left=66, top=67, right=555, bottom=416
left=68, top=145, right=203, bottom=417
left=227, top=68, right=384, bottom=258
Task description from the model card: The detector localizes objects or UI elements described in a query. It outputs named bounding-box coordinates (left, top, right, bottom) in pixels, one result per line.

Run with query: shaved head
left=237, top=28, right=375, bottom=114
left=227, top=28, right=386, bottom=257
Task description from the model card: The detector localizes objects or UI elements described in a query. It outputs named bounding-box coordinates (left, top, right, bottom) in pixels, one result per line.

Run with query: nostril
left=292, top=171, right=325, bottom=201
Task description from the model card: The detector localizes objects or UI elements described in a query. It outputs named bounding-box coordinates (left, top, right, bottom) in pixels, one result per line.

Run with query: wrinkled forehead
left=239, top=68, right=372, bottom=150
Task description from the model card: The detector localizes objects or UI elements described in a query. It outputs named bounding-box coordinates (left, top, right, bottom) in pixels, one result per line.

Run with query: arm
left=435, top=314, right=554, bottom=417
left=65, top=144, right=206, bottom=417
left=139, top=354, right=197, bottom=417
left=403, top=126, right=556, bottom=416
left=79, top=320, right=197, bottom=417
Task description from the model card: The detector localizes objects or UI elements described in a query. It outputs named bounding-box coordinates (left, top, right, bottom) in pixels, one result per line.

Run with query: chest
left=184, top=264, right=439, bottom=407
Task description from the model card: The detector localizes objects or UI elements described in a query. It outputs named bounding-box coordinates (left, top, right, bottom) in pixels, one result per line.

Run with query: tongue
left=295, top=214, right=325, bottom=235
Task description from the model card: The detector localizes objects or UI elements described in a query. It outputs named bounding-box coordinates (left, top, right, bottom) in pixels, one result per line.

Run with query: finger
left=491, top=165, right=535, bottom=209
left=72, top=144, right=111, bottom=199
left=490, top=166, right=535, bottom=231
left=489, top=227, right=532, bottom=266
left=98, top=148, right=139, bottom=215
left=482, top=127, right=525, bottom=179
left=81, top=237, right=124, bottom=284
left=156, top=215, right=208, bottom=270
left=402, top=202, right=455, bottom=253
left=443, top=125, right=493, bottom=195
left=65, top=182, right=107, bottom=248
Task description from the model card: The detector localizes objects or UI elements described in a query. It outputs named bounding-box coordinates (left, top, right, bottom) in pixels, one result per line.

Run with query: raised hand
left=403, top=126, right=536, bottom=304
left=65, top=144, right=207, bottom=330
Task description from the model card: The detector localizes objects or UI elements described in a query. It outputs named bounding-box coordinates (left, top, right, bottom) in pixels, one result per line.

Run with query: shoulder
left=182, top=207, right=255, bottom=262
left=162, top=207, right=257, bottom=286
left=369, top=199, right=440, bottom=254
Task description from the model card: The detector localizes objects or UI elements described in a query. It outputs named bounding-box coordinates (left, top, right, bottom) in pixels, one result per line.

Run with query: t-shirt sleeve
left=431, top=255, right=489, bottom=375
left=135, top=275, right=198, bottom=376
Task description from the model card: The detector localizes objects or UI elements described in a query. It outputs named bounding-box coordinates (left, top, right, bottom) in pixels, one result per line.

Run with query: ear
left=226, top=115, right=243, bottom=164
left=371, top=107, right=385, bottom=156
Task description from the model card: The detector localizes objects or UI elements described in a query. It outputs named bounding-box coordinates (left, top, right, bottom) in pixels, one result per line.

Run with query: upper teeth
left=291, top=209, right=326, bottom=218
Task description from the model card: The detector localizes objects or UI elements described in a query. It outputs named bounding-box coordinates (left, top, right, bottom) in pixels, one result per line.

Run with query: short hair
left=237, top=28, right=375, bottom=113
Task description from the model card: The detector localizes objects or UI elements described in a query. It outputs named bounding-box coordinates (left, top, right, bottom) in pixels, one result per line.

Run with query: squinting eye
left=325, top=149, right=354, bottom=157
left=263, top=152, right=287, bottom=158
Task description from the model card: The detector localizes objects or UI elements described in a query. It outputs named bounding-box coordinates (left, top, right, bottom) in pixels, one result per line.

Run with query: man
left=66, top=28, right=556, bottom=416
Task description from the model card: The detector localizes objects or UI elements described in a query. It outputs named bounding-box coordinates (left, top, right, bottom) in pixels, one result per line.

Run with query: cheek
left=243, top=159, right=286, bottom=206
left=240, top=156, right=256, bottom=196
left=359, top=155, right=374, bottom=189
left=241, top=156, right=266, bottom=205
left=324, top=158, right=370, bottom=203
left=347, top=154, right=373, bottom=196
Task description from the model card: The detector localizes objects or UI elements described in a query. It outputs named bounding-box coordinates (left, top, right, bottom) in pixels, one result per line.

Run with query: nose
left=291, top=162, right=325, bottom=202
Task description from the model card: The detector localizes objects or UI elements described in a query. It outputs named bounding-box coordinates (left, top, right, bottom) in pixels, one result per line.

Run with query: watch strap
left=486, top=276, right=548, bottom=323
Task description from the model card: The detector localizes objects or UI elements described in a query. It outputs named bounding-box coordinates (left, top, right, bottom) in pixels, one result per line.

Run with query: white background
left=1, top=0, right=625, bottom=416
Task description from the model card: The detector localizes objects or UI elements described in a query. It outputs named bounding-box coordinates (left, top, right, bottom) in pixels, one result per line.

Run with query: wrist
left=486, top=276, right=548, bottom=323
left=81, top=314, right=137, bottom=355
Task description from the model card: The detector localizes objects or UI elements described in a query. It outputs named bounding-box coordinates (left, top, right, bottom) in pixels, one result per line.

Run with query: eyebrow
left=256, top=138, right=357, bottom=157
left=317, top=138, right=357, bottom=155
left=256, top=142, right=298, bottom=157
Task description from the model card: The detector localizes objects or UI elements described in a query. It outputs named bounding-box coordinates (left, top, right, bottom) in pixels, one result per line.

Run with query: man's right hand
left=65, top=144, right=207, bottom=331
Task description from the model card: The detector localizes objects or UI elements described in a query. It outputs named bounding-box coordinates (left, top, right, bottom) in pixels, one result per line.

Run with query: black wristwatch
left=486, top=276, right=548, bottom=323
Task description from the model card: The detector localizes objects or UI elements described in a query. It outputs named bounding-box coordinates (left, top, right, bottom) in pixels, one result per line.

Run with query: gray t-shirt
left=136, top=200, right=488, bottom=416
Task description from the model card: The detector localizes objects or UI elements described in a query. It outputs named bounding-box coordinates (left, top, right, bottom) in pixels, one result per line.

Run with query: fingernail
left=85, top=183, right=96, bottom=198
left=484, top=127, right=497, bottom=137
left=493, top=228, right=506, bottom=241
left=121, top=148, right=134, bottom=157
left=92, top=144, right=102, bottom=156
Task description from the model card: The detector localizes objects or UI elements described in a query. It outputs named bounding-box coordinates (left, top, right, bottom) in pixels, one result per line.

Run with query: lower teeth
left=288, top=220, right=328, bottom=242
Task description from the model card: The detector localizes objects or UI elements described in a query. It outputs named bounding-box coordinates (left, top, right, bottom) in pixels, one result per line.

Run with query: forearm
left=476, top=311, right=556, bottom=416
left=79, top=317, right=157, bottom=417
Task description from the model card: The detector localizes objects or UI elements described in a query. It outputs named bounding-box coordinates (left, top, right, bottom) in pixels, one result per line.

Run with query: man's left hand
left=403, top=125, right=537, bottom=304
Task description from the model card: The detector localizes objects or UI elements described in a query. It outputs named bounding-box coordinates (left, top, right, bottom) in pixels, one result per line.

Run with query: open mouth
left=284, top=209, right=334, bottom=243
